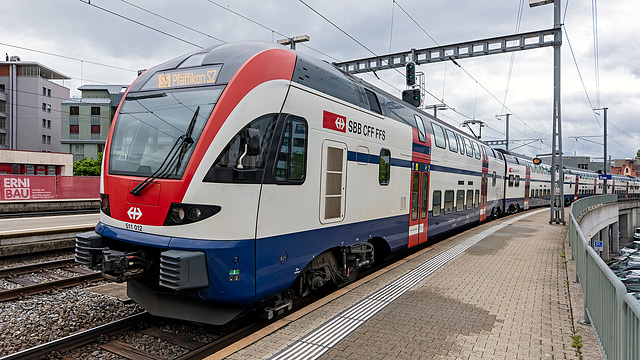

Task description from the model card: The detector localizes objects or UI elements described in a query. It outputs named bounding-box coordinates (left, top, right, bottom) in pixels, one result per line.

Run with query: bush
left=73, top=152, right=103, bottom=176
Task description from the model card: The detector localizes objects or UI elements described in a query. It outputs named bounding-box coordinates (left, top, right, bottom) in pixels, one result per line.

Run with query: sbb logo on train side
left=322, top=110, right=385, bottom=140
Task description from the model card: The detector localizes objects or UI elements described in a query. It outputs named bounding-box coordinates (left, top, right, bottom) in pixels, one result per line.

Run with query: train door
left=408, top=165, right=429, bottom=247
left=524, top=166, right=531, bottom=210
left=480, top=174, right=488, bottom=221
left=480, top=149, right=488, bottom=221
left=574, top=175, right=579, bottom=201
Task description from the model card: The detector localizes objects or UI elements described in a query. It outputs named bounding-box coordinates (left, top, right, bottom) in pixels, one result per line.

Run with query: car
left=609, top=261, right=640, bottom=274
left=621, top=240, right=640, bottom=255
left=634, top=227, right=640, bottom=241
left=619, top=270, right=640, bottom=284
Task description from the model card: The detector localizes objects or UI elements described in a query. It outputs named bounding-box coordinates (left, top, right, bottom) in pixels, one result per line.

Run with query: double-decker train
left=75, top=41, right=639, bottom=324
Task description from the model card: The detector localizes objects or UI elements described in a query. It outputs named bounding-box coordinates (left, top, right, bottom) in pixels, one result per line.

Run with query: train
left=74, top=41, right=640, bottom=325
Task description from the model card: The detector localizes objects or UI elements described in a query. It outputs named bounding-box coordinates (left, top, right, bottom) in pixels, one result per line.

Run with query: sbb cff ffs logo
left=323, top=110, right=346, bottom=133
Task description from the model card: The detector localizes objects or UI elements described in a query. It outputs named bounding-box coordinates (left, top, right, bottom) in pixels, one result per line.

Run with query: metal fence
left=570, top=194, right=640, bottom=359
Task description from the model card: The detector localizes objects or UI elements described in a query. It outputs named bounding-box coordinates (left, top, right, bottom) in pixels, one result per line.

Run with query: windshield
left=109, top=87, right=223, bottom=178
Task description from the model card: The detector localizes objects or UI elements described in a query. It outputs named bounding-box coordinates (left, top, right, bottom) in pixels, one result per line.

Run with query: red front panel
left=102, top=49, right=297, bottom=226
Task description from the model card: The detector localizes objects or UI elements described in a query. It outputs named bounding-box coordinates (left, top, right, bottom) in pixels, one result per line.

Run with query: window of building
left=0, top=101, right=5, bottom=113
left=42, top=135, right=46, bottom=144
left=47, top=120, right=51, bottom=129
left=46, top=104, right=51, bottom=113
left=0, top=116, right=5, bottom=129
left=379, top=148, right=390, bottom=185
left=47, top=89, right=51, bottom=97
left=444, top=190, right=454, bottom=214
left=42, top=119, right=47, bottom=128
left=456, top=190, right=465, bottom=211
left=42, top=103, right=46, bottom=112
left=70, top=106, right=79, bottom=116
left=91, top=107, right=100, bottom=116
left=42, top=87, right=47, bottom=96
left=25, top=165, right=35, bottom=175
left=36, top=165, right=46, bottom=176
left=70, top=125, right=79, bottom=134
left=432, top=190, right=441, bottom=217
left=47, top=135, right=51, bottom=145
left=0, top=133, right=6, bottom=145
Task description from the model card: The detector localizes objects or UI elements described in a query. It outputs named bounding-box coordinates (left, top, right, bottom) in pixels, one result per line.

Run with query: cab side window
left=275, top=116, right=307, bottom=183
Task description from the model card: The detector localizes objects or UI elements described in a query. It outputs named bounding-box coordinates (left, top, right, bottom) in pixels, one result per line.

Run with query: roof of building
left=0, top=61, right=70, bottom=80
left=78, top=84, right=128, bottom=94
left=62, top=98, right=112, bottom=105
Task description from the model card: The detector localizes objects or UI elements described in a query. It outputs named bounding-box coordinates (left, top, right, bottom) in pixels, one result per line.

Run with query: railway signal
left=405, top=61, right=416, bottom=86
left=402, top=89, right=420, bottom=107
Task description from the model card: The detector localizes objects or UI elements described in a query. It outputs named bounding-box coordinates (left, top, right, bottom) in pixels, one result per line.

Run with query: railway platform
left=213, top=208, right=604, bottom=360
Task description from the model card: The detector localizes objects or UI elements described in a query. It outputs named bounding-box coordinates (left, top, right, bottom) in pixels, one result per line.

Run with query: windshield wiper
left=130, top=106, right=200, bottom=196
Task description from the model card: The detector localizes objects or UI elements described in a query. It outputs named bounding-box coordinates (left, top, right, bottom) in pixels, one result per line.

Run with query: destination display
left=141, top=65, right=222, bottom=90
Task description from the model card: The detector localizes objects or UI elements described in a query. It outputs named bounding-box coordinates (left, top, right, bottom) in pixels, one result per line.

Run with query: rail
left=569, top=194, right=640, bottom=359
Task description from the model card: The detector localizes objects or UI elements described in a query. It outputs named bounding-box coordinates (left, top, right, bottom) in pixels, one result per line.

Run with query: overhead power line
left=120, top=0, right=226, bottom=44
left=0, top=42, right=137, bottom=73
left=78, top=0, right=203, bottom=49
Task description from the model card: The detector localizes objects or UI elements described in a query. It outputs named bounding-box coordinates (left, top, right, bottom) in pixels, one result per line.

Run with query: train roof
left=130, top=41, right=484, bottom=146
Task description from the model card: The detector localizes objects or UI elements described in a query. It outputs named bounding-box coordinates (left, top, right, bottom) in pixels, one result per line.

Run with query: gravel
left=0, top=285, right=143, bottom=357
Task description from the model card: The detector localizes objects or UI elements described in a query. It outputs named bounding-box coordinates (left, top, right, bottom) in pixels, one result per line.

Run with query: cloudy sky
left=3, top=0, right=639, bottom=160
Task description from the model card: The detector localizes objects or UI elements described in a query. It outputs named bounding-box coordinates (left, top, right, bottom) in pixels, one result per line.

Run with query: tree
left=637, top=149, right=640, bottom=158
left=73, top=152, right=102, bottom=176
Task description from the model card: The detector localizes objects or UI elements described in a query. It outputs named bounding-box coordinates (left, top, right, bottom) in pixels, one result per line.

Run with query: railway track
left=0, top=258, right=102, bottom=302
left=0, top=310, right=269, bottom=360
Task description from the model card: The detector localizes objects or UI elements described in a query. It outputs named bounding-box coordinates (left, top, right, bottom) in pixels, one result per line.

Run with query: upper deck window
left=109, top=87, right=223, bottom=178
left=415, top=115, right=426, bottom=143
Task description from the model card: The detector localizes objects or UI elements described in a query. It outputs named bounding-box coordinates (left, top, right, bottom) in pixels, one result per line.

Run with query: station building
left=0, top=56, right=71, bottom=152
left=0, top=149, right=73, bottom=176
left=61, top=85, right=127, bottom=161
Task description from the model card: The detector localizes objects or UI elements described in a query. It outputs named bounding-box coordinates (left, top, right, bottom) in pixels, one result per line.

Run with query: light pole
left=594, top=107, right=609, bottom=192
left=495, top=113, right=511, bottom=151
left=277, top=35, right=310, bottom=50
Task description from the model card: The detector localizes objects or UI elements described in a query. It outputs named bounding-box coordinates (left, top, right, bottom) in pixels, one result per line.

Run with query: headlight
left=100, top=193, right=111, bottom=216
left=164, top=203, right=221, bottom=226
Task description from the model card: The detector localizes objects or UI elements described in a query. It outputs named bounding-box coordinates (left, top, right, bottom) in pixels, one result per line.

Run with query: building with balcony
left=0, top=58, right=70, bottom=152
left=61, top=85, right=127, bottom=161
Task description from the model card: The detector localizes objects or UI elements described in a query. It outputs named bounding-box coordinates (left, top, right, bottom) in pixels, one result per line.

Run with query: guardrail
left=569, top=194, right=640, bottom=359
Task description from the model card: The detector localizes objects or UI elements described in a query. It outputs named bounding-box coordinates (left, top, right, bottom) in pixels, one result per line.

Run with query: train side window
left=456, top=190, right=465, bottom=211
left=444, top=190, right=454, bottom=214
left=379, top=148, right=390, bottom=185
left=365, top=89, right=382, bottom=114
left=466, top=190, right=473, bottom=210
left=205, top=114, right=278, bottom=183
left=431, top=123, right=446, bottom=148
left=456, top=134, right=465, bottom=155
left=475, top=189, right=480, bottom=208
left=432, top=190, right=441, bottom=217
left=464, top=138, right=473, bottom=157
left=515, top=175, right=520, bottom=187
left=445, top=130, right=458, bottom=152
left=411, top=173, right=420, bottom=221
left=415, top=115, right=426, bottom=143
left=472, top=141, right=481, bottom=160
left=275, top=116, right=307, bottom=183
left=492, top=171, right=497, bottom=187
left=508, top=174, right=514, bottom=187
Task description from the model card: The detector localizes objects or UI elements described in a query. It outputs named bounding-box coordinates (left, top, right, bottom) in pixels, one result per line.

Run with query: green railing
left=569, top=194, right=640, bottom=359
